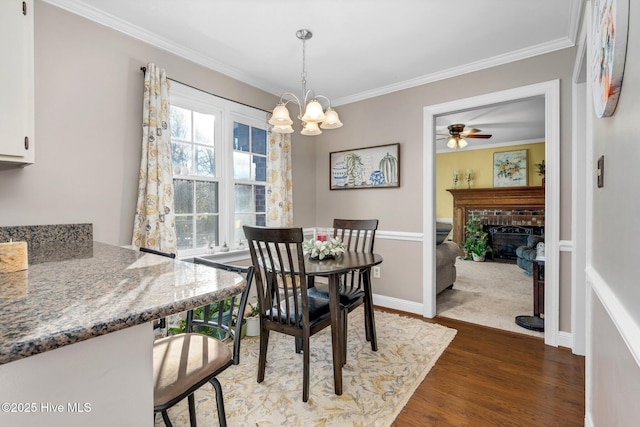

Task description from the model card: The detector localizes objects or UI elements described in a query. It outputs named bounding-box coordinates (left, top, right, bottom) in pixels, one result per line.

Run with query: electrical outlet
left=372, top=266, right=381, bottom=279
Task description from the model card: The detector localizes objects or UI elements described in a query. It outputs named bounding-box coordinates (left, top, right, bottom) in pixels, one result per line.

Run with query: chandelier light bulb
left=301, top=99, right=326, bottom=123
left=300, top=121, right=322, bottom=136
left=272, top=124, right=294, bottom=134
left=320, top=108, right=343, bottom=129
left=268, top=103, right=293, bottom=126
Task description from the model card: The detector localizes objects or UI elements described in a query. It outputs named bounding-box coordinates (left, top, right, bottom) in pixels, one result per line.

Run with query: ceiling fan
left=438, top=124, right=492, bottom=149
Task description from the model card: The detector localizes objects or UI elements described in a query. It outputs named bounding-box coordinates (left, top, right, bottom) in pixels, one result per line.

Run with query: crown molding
left=44, top=0, right=577, bottom=106
left=333, top=37, right=574, bottom=106
left=42, top=0, right=286, bottom=97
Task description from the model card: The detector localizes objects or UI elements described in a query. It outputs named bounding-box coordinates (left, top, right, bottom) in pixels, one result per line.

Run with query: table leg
left=363, top=269, right=378, bottom=351
left=328, top=273, right=343, bottom=395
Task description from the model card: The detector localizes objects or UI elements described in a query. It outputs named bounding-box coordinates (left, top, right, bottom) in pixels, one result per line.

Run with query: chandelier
left=268, top=29, right=343, bottom=136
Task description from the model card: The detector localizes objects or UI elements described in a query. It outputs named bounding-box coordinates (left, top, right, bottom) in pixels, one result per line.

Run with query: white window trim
left=170, top=83, right=267, bottom=258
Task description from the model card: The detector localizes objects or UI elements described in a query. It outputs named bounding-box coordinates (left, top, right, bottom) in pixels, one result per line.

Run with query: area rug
left=154, top=308, right=456, bottom=426
left=437, top=257, right=544, bottom=337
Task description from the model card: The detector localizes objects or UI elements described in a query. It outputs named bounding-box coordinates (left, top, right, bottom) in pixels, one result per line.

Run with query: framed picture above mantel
left=330, top=143, right=400, bottom=190
left=493, top=149, right=528, bottom=187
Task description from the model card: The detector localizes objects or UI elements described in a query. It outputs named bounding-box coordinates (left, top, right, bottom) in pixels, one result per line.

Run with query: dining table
left=304, top=251, right=383, bottom=396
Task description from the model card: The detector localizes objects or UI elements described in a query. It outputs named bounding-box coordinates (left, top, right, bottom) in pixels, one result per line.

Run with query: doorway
left=422, top=80, right=560, bottom=347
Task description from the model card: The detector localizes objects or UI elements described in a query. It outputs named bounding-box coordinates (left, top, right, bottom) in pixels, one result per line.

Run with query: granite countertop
left=0, top=242, right=246, bottom=365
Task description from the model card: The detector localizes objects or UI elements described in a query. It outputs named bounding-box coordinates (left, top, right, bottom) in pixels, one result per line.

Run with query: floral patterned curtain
left=266, top=131, right=293, bottom=227
left=132, top=63, right=177, bottom=253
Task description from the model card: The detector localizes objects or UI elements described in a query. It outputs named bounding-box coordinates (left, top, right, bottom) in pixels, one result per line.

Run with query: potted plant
left=535, top=159, right=545, bottom=187
left=461, top=215, right=492, bottom=262
left=169, top=298, right=233, bottom=339
left=244, top=296, right=261, bottom=337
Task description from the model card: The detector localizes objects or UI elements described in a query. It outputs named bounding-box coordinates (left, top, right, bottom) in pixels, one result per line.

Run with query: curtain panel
left=266, top=131, right=293, bottom=227
left=132, top=63, right=177, bottom=253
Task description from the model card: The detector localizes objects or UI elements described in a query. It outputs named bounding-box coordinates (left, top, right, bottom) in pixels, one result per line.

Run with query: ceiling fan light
left=300, top=121, right=322, bottom=136
left=271, top=124, right=294, bottom=134
left=301, top=99, right=326, bottom=123
left=447, top=137, right=458, bottom=149
left=458, top=138, right=468, bottom=148
left=320, top=108, right=343, bottom=129
left=268, top=103, right=293, bottom=126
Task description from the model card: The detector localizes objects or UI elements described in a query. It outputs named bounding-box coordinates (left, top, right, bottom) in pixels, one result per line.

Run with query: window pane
left=173, top=179, right=193, bottom=214
left=195, top=146, right=215, bottom=177
left=196, top=214, right=218, bottom=248
left=196, top=181, right=218, bottom=214
left=256, top=213, right=266, bottom=227
left=234, top=184, right=254, bottom=213
left=176, top=215, right=193, bottom=250
left=233, top=123, right=250, bottom=152
left=234, top=213, right=255, bottom=245
left=171, top=142, right=192, bottom=175
left=193, top=111, right=214, bottom=146
left=170, top=106, right=191, bottom=140
left=255, top=185, right=266, bottom=213
left=253, top=155, right=266, bottom=182
left=252, top=127, right=267, bottom=155
left=233, top=152, right=251, bottom=180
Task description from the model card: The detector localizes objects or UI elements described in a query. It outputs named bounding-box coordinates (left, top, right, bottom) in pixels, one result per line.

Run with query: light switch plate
left=596, top=155, right=604, bottom=188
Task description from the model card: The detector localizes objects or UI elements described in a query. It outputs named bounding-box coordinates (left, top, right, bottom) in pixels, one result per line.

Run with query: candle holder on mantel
left=465, top=169, right=472, bottom=189
left=452, top=170, right=459, bottom=189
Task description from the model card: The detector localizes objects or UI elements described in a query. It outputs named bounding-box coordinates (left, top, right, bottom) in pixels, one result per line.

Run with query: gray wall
left=589, top=0, right=640, bottom=422
left=0, top=2, right=289, bottom=245
left=315, top=48, right=577, bottom=330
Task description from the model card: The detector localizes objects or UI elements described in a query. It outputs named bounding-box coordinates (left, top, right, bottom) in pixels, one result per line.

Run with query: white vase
left=472, top=253, right=485, bottom=262
left=246, top=317, right=260, bottom=336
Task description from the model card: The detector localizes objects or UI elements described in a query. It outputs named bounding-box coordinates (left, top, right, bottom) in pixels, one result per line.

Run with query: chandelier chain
left=301, top=37, right=307, bottom=99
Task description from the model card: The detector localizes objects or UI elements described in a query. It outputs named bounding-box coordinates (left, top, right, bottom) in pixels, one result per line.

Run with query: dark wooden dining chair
left=309, top=219, right=379, bottom=359
left=243, top=225, right=333, bottom=402
left=153, top=260, right=254, bottom=427
left=139, top=246, right=176, bottom=331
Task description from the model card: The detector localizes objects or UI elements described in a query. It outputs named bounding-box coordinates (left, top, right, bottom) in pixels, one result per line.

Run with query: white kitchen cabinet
left=0, top=0, right=34, bottom=169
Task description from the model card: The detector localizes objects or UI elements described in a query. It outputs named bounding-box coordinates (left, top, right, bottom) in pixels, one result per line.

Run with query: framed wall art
left=493, top=149, right=528, bottom=187
left=330, top=143, right=400, bottom=190
left=592, top=0, right=629, bottom=118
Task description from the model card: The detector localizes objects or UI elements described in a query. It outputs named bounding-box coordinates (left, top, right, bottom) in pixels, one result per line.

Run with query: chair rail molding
left=587, top=265, right=640, bottom=367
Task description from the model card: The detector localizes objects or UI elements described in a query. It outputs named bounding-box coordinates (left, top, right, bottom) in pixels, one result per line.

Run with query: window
left=169, top=83, right=267, bottom=256
left=232, top=122, right=267, bottom=244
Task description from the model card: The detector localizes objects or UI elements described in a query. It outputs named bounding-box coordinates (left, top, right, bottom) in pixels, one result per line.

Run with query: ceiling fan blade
left=465, top=134, right=492, bottom=139
left=461, top=128, right=482, bottom=136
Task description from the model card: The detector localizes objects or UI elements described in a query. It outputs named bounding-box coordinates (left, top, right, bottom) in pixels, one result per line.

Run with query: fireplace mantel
left=447, top=187, right=545, bottom=246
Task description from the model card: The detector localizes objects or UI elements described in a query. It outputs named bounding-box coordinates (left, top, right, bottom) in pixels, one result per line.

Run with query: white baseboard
left=585, top=412, right=594, bottom=427
left=374, top=293, right=573, bottom=352
left=557, top=331, right=573, bottom=349
left=373, top=294, right=423, bottom=315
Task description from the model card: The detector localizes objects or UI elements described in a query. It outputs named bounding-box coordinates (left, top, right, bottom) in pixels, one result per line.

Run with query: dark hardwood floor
left=382, top=309, right=586, bottom=426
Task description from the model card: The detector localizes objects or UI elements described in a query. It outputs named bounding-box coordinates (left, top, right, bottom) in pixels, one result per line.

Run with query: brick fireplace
left=447, top=187, right=545, bottom=261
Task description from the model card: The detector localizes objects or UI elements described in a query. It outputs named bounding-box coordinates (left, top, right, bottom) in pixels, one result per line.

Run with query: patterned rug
left=154, top=308, right=456, bottom=426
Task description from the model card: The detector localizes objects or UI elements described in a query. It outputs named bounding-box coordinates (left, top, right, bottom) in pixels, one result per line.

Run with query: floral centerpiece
left=303, top=237, right=346, bottom=260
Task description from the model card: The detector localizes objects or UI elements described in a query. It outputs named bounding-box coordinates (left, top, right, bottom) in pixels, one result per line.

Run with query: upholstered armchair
left=516, top=235, right=545, bottom=275
left=435, top=222, right=459, bottom=294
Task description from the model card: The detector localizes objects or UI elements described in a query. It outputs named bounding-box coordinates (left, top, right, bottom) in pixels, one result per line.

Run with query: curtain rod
left=140, top=66, right=270, bottom=114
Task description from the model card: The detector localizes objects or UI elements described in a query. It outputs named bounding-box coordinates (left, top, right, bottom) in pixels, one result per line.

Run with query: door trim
left=422, top=80, right=561, bottom=347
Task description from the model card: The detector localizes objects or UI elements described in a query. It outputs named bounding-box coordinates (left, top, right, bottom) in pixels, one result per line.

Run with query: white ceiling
left=44, top=0, right=581, bottom=148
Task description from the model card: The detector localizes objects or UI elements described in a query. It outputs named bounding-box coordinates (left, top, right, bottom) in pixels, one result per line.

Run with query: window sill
left=179, top=248, right=251, bottom=264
